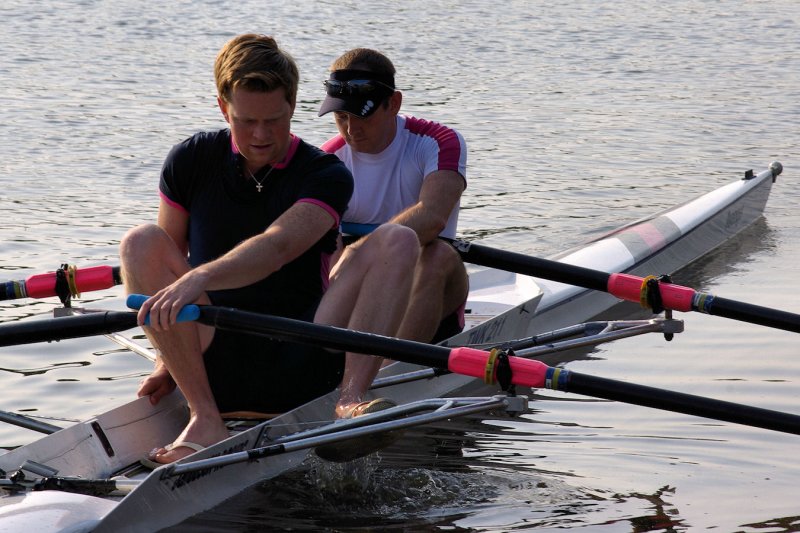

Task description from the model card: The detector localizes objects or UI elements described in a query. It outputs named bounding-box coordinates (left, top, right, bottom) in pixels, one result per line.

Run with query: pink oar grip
left=448, top=347, right=548, bottom=388
left=607, top=273, right=695, bottom=312
left=25, top=265, right=117, bottom=299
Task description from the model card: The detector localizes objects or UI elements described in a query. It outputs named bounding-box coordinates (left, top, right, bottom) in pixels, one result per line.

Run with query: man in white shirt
left=319, top=48, right=469, bottom=417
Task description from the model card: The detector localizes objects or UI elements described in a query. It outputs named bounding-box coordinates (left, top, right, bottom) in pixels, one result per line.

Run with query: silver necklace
left=246, top=165, right=275, bottom=192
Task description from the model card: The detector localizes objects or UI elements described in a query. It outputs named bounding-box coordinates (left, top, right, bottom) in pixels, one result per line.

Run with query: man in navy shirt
left=121, top=34, right=419, bottom=465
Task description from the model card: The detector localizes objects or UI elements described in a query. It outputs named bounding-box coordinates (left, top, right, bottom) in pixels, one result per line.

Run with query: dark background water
left=1, top=1, right=799, bottom=530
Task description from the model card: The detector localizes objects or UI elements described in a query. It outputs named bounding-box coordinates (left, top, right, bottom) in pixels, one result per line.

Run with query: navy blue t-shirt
left=159, top=129, right=353, bottom=320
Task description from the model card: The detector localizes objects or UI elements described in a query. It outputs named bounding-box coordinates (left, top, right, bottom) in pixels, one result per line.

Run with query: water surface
left=1, top=1, right=799, bottom=530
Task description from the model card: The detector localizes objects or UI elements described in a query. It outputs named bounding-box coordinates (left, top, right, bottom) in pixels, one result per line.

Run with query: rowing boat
left=0, top=162, right=783, bottom=532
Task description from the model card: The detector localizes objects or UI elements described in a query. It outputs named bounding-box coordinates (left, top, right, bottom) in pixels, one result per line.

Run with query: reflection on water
left=741, top=516, right=800, bottom=532
left=668, top=218, right=776, bottom=289
left=2, top=0, right=800, bottom=530
left=0, top=361, right=89, bottom=377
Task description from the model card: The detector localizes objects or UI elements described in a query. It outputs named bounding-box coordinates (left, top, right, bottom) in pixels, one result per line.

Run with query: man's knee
left=419, top=239, right=463, bottom=275
left=119, top=224, right=179, bottom=274
left=373, top=223, right=419, bottom=246
left=120, top=224, right=164, bottom=256
left=370, top=224, right=420, bottom=266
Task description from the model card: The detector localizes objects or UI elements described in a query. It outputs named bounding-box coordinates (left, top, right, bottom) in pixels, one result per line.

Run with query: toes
left=148, top=447, right=167, bottom=459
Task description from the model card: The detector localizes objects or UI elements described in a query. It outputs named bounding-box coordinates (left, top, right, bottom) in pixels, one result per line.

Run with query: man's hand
left=137, top=269, right=210, bottom=330
left=138, top=364, right=177, bottom=405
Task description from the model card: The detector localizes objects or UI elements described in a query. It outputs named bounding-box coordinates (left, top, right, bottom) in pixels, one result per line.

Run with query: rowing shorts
left=202, top=303, right=344, bottom=414
left=431, top=300, right=466, bottom=344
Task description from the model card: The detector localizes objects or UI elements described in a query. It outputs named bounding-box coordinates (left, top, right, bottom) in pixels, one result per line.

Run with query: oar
left=1, top=265, right=121, bottom=302
left=0, top=312, right=138, bottom=347
left=0, top=410, right=61, bottom=434
left=67, top=308, right=157, bottom=362
left=126, top=295, right=800, bottom=436
left=0, top=306, right=197, bottom=347
left=446, top=239, right=800, bottom=334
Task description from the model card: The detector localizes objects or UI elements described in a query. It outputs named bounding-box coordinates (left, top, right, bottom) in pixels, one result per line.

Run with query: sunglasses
left=323, top=79, right=394, bottom=98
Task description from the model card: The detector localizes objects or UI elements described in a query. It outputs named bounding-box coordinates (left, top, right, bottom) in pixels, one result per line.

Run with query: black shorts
left=203, top=306, right=344, bottom=413
left=431, top=307, right=466, bottom=344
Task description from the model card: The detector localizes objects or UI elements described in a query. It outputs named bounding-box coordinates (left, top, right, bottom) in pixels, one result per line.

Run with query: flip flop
left=314, top=398, right=402, bottom=462
left=140, top=440, right=205, bottom=469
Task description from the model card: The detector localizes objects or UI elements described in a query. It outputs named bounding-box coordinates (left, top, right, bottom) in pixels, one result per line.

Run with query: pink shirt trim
left=321, top=136, right=347, bottom=154
left=297, top=198, right=341, bottom=228
left=160, top=190, right=188, bottom=214
left=403, top=116, right=464, bottom=173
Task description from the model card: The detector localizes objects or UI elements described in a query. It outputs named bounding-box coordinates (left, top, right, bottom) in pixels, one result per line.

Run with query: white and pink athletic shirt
left=321, top=115, right=467, bottom=239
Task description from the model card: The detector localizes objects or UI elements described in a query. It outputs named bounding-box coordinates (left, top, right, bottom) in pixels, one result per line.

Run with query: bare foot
left=147, top=412, right=229, bottom=465
left=334, top=401, right=361, bottom=419
left=334, top=398, right=396, bottom=419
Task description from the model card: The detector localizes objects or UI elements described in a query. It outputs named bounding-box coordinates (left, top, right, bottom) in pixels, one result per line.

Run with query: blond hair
left=214, top=34, right=299, bottom=105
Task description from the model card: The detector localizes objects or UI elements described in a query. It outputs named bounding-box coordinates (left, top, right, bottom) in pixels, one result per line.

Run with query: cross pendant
left=256, top=183, right=263, bottom=192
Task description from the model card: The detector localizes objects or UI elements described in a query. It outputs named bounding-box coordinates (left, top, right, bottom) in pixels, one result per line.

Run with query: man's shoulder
left=400, top=115, right=466, bottom=158
left=291, top=138, right=353, bottom=181
left=320, top=135, right=347, bottom=155
left=399, top=115, right=466, bottom=178
left=401, top=115, right=462, bottom=139
left=168, top=129, right=230, bottom=161
left=294, top=137, right=346, bottom=166
left=164, top=129, right=230, bottom=170
left=177, top=129, right=229, bottom=148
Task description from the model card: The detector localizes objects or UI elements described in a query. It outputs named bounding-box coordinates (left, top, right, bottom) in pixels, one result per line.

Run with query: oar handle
left=125, top=294, right=201, bottom=325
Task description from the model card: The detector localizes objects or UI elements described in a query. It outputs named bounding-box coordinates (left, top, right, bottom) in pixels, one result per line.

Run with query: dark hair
left=331, top=48, right=396, bottom=80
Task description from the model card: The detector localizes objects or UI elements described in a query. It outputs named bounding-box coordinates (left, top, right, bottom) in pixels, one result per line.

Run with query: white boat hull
left=0, top=164, right=780, bottom=532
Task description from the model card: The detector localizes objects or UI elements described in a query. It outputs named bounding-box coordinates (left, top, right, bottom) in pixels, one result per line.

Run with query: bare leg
left=120, top=224, right=228, bottom=464
left=315, top=224, right=420, bottom=416
left=396, top=239, right=469, bottom=342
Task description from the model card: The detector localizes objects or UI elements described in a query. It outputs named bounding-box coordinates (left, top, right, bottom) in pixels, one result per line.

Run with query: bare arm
left=198, top=202, right=333, bottom=289
left=157, top=197, right=190, bottom=256
left=388, top=169, right=465, bottom=245
left=141, top=201, right=336, bottom=328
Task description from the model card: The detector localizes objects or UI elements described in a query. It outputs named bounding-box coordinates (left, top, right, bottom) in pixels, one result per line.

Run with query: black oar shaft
left=0, top=311, right=138, bottom=347
left=197, top=306, right=451, bottom=368
left=708, top=296, right=800, bottom=334
left=450, top=240, right=610, bottom=292
left=0, top=411, right=61, bottom=434
left=564, top=371, right=800, bottom=435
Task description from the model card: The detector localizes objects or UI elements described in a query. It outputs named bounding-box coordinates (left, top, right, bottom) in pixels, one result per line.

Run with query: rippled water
left=1, top=1, right=799, bottom=531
